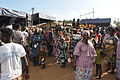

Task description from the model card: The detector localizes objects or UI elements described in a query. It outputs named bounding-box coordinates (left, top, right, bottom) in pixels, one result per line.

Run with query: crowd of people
left=0, top=23, right=120, bottom=80
left=73, top=26, right=120, bottom=80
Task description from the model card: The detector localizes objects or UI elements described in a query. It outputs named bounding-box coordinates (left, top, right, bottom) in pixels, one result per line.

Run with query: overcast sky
left=0, top=0, right=120, bottom=21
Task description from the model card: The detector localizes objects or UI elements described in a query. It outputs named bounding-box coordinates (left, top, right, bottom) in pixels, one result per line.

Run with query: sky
left=0, top=0, right=120, bottom=21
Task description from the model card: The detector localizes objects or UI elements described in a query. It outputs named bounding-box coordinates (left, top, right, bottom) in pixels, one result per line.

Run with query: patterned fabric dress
left=74, top=41, right=96, bottom=80
left=59, top=41, right=68, bottom=66
left=75, top=67, right=92, bottom=80
left=52, top=37, right=60, bottom=62
left=104, top=36, right=116, bottom=65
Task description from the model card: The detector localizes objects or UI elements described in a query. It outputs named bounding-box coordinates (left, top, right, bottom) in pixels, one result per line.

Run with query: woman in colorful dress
left=103, top=27, right=118, bottom=74
left=52, top=30, right=60, bottom=63
left=73, top=31, right=96, bottom=80
left=59, top=38, right=68, bottom=68
left=116, top=27, right=120, bottom=80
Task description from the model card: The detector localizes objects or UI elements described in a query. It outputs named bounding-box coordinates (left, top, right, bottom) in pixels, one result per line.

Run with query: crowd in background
left=0, top=23, right=120, bottom=80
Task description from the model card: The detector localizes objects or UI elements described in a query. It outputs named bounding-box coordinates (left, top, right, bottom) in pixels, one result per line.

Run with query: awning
left=32, top=13, right=56, bottom=21
left=0, top=7, right=26, bottom=18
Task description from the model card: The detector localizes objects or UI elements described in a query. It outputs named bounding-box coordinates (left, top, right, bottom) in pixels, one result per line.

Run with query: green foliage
left=114, top=20, right=120, bottom=28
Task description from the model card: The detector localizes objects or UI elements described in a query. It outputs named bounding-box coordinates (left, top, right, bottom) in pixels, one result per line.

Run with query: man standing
left=21, top=27, right=29, bottom=57
left=12, top=24, right=24, bottom=44
left=0, top=28, right=28, bottom=80
left=21, top=27, right=29, bottom=47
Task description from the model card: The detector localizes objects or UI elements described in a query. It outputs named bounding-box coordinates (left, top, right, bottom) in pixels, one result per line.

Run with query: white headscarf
left=81, top=30, right=90, bottom=37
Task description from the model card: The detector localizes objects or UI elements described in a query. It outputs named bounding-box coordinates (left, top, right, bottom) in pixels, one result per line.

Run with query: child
left=59, top=38, right=68, bottom=68
left=95, top=43, right=103, bottom=79
left=70, top=39, right=75, bottom=66
left=60, top=51, right=67, bottom=68
left=39, top=41, right=46, bottom=69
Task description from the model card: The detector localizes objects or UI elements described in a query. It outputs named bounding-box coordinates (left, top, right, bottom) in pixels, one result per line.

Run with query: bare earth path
left=29, top=57, right=116, bottom=80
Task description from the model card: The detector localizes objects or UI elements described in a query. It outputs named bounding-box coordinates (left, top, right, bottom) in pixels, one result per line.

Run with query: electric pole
left=31, top=8, right=34, bottom=27
left=80, top=8, right=95, bottom=19
left=31, top=7, right=34, bottom=15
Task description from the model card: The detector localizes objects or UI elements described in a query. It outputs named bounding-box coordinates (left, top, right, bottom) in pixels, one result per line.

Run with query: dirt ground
left=29, top=56, right=116, bottom=80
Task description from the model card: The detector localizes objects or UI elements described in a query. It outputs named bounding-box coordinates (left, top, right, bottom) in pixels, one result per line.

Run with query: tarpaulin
left=0, top=7, right=26, bottom=18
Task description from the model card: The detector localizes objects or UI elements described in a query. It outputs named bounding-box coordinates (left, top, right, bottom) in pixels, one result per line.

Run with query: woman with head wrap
left=73, top=30, right=97, bottom=80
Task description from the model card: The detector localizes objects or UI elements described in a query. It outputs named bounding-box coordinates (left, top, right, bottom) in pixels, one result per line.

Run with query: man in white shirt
left=0, top=28, right=28, bottom=80
left=21, top=27, right=29, bottom=47
left=12, top=24, right=24, bottom=44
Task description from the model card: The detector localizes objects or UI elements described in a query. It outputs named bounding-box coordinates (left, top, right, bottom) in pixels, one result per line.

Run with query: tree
left=114, top=20, right=120, bottom=28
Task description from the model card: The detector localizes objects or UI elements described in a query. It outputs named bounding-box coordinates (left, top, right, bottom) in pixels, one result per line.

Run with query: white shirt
left=0, top=43, right=26, bottom=80
left=22, top=31, right=29, bottom=38
left=13, top=30, right=24, bottom=44
left=21, top=31, right=29, bottom=46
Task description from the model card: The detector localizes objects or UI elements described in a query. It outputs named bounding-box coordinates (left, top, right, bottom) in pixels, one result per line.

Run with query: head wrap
left=81, top=30, right=90, bottom=37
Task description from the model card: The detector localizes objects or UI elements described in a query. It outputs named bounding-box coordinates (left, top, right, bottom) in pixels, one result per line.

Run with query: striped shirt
left=74, top=41, right=96, bottom=68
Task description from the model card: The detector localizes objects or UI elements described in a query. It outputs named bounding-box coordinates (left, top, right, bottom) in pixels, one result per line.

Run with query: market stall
left=0, top=7, right=31, bottom=27
left=32, top=13, right=56, bottom=26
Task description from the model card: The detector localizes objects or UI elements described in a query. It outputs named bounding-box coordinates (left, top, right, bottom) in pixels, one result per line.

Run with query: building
left=32, top=13, right=56, bottom=26
left=80, top=18, right=111, bottom=27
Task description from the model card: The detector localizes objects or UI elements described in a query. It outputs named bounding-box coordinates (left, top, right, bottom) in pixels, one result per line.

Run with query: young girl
left=39, top=41, right=46, bottom=69
left=70, top=39, right=75, bottom=67
left=95, top=43, right=103, bottom=79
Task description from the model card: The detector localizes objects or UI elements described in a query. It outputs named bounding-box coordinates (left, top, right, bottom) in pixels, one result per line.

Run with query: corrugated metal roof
left=38, top=13, right=56, bottom=20
left=32, top=13, right=56, bottom=20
